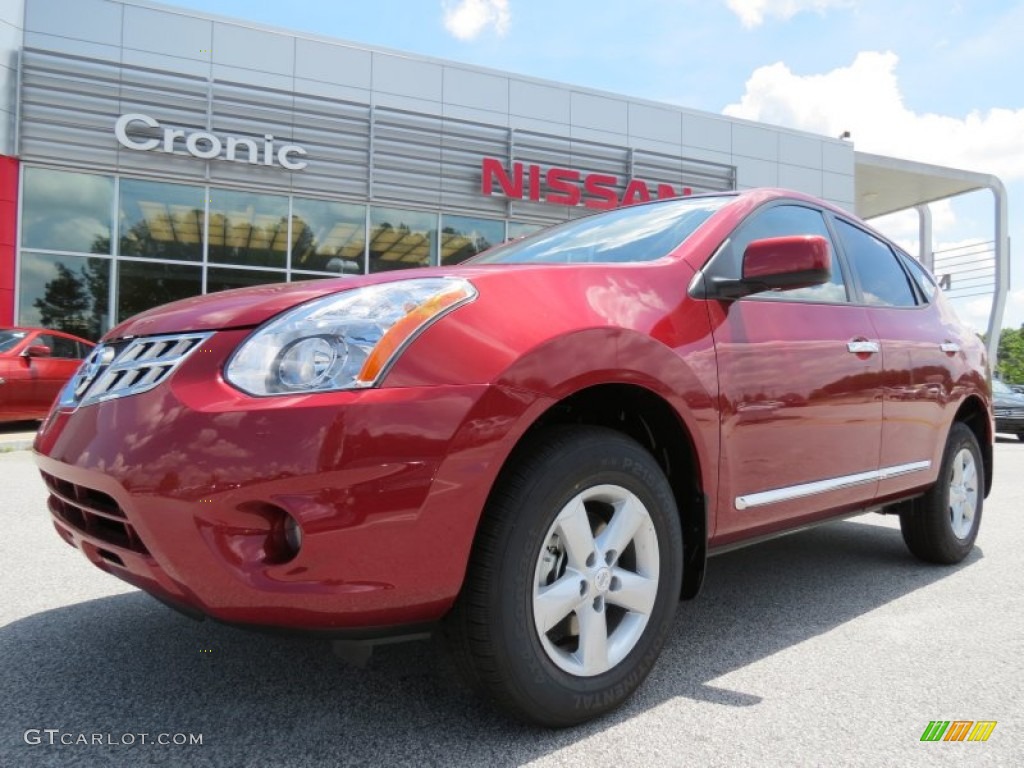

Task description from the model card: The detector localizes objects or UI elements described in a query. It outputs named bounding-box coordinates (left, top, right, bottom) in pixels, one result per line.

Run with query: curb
left=0, top=440, right=34, bottom=453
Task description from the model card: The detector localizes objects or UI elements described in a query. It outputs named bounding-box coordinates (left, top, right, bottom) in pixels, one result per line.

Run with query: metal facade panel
left=122, top=5, right=212, bottom=62
left=440, top=116, right=507, bottom=216
left=295, top=38, right=371, bottom=89
left=19, top=47, right=736, bottom=225
left=211, top=21, right=294, bottom=77
left=24, top=0, right=121, bottom=46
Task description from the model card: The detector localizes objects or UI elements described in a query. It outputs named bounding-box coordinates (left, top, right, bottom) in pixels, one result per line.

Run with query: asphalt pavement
left=1, top=437, right=1022, bottom=767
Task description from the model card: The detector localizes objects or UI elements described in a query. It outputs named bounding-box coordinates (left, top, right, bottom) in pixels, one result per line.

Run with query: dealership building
left=0, top=0, right=1009, bottom=357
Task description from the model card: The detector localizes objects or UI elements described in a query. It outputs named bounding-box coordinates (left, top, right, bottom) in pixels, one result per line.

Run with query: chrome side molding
left=735, top=460, right=932, bottom=510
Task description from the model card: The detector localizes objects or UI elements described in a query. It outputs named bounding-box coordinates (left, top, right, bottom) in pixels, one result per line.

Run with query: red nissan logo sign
left=480, top=157, right=692, bottom=210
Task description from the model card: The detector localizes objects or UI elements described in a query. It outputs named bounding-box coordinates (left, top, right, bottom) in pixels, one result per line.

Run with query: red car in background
left=33, top=189, right=992, bottom=727
left=0, top=328, right=93, bottom=422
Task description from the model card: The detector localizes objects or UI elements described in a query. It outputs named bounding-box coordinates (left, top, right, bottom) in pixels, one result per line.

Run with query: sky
left=165, top=0, right=1023, bottom=333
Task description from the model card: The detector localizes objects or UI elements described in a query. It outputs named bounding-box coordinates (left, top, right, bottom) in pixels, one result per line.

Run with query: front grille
left=995, top=408, right=1024, bottom=418
left=59, top=332, right=213, bottom=409
left=41, top=472, right=149, bottom=554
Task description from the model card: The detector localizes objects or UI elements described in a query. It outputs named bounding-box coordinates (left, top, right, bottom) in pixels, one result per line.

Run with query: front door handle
left=940, top=341, right=960, bottom=354
left=847, top=340, right=880, bottom=354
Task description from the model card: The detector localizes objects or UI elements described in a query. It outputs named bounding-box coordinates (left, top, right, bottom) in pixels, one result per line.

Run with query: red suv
left=34, top=189, right=992, bottom=726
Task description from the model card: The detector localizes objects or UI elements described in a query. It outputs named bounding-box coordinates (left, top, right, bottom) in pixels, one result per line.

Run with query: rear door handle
left=940, top=341, right=960, bottom=354
left=847, top=340, right=880, bottom=354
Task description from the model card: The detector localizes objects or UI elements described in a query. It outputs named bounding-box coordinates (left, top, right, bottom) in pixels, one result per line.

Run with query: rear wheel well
left=954, top=396, right=993, bottom=497
left=526, top=383, right=706, bottom=599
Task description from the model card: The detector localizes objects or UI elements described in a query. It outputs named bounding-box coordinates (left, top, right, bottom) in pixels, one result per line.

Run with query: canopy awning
left=855, top=151, right=993, bottom=219
left=853, top=151, right=1008, bottom=363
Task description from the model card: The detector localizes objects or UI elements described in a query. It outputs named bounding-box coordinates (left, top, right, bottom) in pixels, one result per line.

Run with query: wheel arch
left=513, top=382, right=709, bottom=600
left=953, top=394, right=993, bottom=497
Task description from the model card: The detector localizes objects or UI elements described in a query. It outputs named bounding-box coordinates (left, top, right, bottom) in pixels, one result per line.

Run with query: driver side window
left=724, top=204, right=849, bottom=303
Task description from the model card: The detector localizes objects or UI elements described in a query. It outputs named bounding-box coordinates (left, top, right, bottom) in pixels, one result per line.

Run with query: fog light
left=265, top=510, right=302, bottom=564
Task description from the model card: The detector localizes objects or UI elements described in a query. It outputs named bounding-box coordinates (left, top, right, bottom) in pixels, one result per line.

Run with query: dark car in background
left=0, top=328, right=94, bottom=422
left=992, top=379, right=1024, bottom=440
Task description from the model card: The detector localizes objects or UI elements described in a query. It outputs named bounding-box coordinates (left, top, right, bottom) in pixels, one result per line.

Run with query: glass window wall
left=291, top=199, right=366, bottom=275
left=18, top=252, right=110, bottom=341
left=119, top=179, right=205, bottom=261
left=369, top=207, right=436, bottom=272
left=508, top=221, right=543, bottom=241
left=117, top=261, right=202, bottom=322
left=21, top=168, right=113, bottom=254
left=207, top=267, right=287, bottom=294
left=18, top=168, right=556, bottom=334
left=208, top=189, right=289, bottom=269
left=441, top=215, right=504, bottom=265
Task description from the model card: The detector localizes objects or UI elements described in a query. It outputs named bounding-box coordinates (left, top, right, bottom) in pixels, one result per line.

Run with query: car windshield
left=471, top=196, right=730, bottom=265
left=0, top=330, right=27, bottom=353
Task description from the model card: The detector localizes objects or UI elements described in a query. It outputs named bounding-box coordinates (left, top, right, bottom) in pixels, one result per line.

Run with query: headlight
left=225, top=277, right=477, bottom=395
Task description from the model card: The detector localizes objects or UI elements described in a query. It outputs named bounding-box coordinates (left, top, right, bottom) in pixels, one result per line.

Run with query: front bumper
left=994, top=414, right=1024, bottom=434
left=34, top=329, right=537, bottom=632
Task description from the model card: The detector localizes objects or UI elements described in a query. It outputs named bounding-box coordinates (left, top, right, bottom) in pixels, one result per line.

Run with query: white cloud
left=725, top=0, right=853, bottom=28
left=723, top=50, right=1024, bottom=179
left=871, top=200, right=958, bottom=254
left=1003, top=290, right=1024, bottom=330
left=953, top=286, right=1024, bottom=335
left=442, top=0, right=510, bottom=40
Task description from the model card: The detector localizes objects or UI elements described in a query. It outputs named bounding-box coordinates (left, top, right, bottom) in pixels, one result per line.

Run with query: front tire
left=899, top=422, right=983, bottom=564
left=446, top=426, right=683, bottom=727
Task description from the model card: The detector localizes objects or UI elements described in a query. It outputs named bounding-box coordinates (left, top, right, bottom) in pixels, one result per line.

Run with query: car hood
left=993, top=391, right=1024, bottom=408
left=106, top=267, right=496, bottom=340
left=103, top=262, right=696, bottom=346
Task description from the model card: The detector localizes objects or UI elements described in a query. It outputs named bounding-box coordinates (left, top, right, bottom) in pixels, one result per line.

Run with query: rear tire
left=899, top=422, right=983, bottom=564
left=445, top=425, right=683, bottom=727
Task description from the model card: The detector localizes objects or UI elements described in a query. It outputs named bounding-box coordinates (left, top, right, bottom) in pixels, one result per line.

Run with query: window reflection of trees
left=20, top=171, right=561, bottom=330
left=32, top=260, right=109, bottom=341
left=290, top=216, right=364, bottom=275
left=207, top=211, right=289, bottom=269
left=116, top=262, right=201, bottom=323
left=290, top=200, right=366, bottom=275
left=440, top=216, right=503, bottom=265
left=207, top=267, right=286, bottom=294
left=120, top=206, right=204, bottom=261
left=368, top=208, right=436, bottom=272
left=369, top=221, right=432, bottom=272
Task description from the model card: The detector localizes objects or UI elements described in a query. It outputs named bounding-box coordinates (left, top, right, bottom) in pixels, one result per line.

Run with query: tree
left=996, top=326, right=1024, bottom=383
left=82, top=259, right=110, bottom=340
left=33, top=263, right=91, bottom=339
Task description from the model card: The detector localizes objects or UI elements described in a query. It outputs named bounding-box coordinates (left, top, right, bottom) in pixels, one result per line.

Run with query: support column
left=915, top=203, right=933, bottom=271
left=985, top=178, right=1010, bottom=366
left=0, top=155, right=17, bottom=325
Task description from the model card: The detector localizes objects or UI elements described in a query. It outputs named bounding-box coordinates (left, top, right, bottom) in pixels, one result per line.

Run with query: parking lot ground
left=2, top=439, right=1022, bottom=767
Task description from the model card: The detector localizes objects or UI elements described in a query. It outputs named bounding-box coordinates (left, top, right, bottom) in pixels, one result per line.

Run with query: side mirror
left=703, top=235, right=831, bottom=299
left=23, top=344, right=53, bottom=358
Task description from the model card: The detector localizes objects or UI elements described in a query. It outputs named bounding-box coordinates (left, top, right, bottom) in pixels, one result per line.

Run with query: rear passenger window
left=835, top=220, right=918, bottom=307
left=899, top=253, right=937, bottom=302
